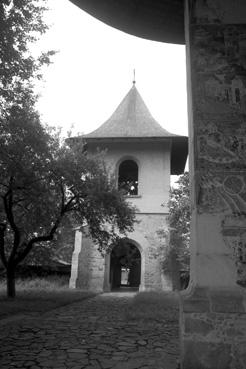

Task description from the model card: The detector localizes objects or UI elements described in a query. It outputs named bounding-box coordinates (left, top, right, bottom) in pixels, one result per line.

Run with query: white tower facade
left=70, top=84, right=187, bottom=291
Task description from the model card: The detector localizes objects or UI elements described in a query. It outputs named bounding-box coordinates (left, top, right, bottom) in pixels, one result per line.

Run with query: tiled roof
left=84, top=84, right=177, bottom=139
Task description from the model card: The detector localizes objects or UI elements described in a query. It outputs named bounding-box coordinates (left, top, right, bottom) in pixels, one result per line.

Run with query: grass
left=126, top=291, right=179, bottom=321
left=0, top=278, right=179, bottom=322
left=0, top=276, right=95, bottom=320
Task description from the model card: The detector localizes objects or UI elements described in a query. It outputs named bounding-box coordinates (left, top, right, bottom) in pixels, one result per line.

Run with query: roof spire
left=133, top=69, right=136, bottom=85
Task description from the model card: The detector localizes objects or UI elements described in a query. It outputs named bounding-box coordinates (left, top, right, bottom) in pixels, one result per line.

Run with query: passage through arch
left=118, top=159, right=138, bottom=195
left=110, top=240, right=141, bottom=290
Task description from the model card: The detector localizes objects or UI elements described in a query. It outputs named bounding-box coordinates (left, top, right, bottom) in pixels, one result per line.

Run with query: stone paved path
left=0, top=293, right=179, bottom=369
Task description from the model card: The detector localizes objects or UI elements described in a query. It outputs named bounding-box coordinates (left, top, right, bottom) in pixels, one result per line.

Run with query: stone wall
left=73, top=229, right=105, bottom=292
left=180, top=288, right=246, bottom=369
left=70, top=213, right=172, bottom=292
left=134, top=214, right=170, bottom=290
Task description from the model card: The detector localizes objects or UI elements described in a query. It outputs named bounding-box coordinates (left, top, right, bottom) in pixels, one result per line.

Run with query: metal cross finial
left=133, top=69, right=136, bottom=84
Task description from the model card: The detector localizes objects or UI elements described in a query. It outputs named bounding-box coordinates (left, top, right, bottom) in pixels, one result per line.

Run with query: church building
left=69, top=82, right=188, bottom=292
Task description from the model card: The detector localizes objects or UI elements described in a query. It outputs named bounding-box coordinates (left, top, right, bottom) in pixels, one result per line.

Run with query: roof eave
left=83, top=136, right=181, bottom=142
left=170, top=136, right=188, bottom=175
left=69, top=0, right=185, bottom=45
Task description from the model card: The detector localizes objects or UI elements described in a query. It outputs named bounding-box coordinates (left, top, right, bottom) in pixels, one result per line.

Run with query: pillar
left=181, top=1, right=246, bottom=368
left=69, top=229, right=82, bottom=288
left=103, top=253, right=111, bottom=292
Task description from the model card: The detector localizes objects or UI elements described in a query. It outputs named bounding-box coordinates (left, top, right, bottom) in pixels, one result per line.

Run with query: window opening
left=118, top=160, right=138, bottom=195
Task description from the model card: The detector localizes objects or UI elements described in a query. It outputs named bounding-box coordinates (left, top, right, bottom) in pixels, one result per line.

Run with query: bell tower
left=69, top=83, right=188, bottom=292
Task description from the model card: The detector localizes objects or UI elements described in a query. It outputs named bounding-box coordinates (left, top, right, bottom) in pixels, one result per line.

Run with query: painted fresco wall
left=180, top=1, right=246, bottom=368
left=189, top=1, right=246, bottom=288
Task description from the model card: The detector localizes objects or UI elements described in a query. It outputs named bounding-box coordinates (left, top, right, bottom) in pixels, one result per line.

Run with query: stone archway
left=109, top=239, right=141, bottom=290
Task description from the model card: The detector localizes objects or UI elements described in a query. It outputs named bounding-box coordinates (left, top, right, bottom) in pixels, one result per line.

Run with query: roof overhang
left=69, top=0, right=185, bottom=45
left=69, top=135, right=188, bottom=175
left=170, top=136, right=188, bottom=175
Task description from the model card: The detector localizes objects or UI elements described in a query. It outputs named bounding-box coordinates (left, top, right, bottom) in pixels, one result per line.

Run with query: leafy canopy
left=0, top=0, right=54, bottom=114
left=0, top=109, right=136, bottom=273
left=164, top=172, right=191, bottom=273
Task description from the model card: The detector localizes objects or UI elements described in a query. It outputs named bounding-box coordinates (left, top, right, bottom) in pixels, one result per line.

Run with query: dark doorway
left=110, top=240, right=141, bottom=290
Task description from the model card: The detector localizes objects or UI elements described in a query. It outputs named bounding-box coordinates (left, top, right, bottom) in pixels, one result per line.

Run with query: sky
left=35, top=0, right=188, bottom=138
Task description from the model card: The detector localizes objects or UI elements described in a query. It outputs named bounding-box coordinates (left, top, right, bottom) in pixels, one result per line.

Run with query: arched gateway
left=109, top=239, right=141, bottom=290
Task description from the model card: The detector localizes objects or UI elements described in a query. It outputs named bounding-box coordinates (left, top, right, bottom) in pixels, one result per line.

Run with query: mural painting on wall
left=197, top=171, right=246, bottom=214
left=222, top=215, right=246, bottom=287
left=190, top=0, right=225, bottom=24
left=190, top=25, right=246, bottom=213
left=190, top=0, right=246, bottom=24
left=191, top=24, right=246, bottom=286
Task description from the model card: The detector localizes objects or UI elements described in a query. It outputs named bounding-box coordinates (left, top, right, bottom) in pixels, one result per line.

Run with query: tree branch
left=15, top=212, right=64, bottom=265
left=60, top=182, right=65, bottom=211
left=64, top=194, right=77, bottom=212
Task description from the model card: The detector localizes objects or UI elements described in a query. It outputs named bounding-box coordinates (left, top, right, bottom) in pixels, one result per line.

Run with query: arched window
left=118, top=160, right=138, bottom=195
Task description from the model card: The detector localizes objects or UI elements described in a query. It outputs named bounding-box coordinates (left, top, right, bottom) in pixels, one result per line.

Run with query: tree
left=0, top=0, right=135, bottom=298
left=24, top=214, right=75, bottom=267
left=0, top=0, right=54, bottom=115
left=0, top=0, right=55, bottom=285
left=163, top=172, right=191, bottom=290
left=0, top=109, right=136, bottom=297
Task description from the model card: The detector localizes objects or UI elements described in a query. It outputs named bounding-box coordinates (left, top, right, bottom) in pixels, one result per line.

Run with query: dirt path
left=0, top=293, right=179, bottom=369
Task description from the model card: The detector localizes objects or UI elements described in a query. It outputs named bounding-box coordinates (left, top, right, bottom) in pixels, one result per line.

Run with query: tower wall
left=70, top=213, right=171, bottom=292
left=133, top=213, right=170, bottom=290
left=89, top=140, right=171, bottom=213
left=69, top=138, right=173, bottom=292
left=70, top=227, right=105, bottom=292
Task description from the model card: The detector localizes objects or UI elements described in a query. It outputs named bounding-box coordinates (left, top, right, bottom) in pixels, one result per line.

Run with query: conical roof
left=82, top=84, right=188, bottom=174
left=84, top=84, right=176, bottom=139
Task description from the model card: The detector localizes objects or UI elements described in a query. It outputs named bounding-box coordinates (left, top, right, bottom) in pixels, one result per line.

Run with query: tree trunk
left=7, top=266, right=16, bottom=298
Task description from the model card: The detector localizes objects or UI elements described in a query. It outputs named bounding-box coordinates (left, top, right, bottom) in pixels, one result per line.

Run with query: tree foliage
left=0, top=112, right=136, bottom=297
left=0, top=0, right=54, bottom=114
left=163, top=172, right=191, bottom=288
